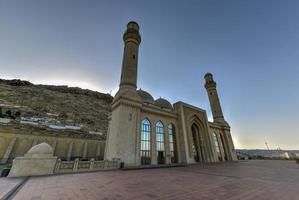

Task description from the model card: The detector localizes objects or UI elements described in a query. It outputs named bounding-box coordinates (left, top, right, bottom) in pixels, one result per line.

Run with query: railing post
left=54, top=158, right=61, bottom=173
left=90, top=158, right=95, bottom=170
left=104, top=160, right=108, bottom=169
left=117, top=159, right=121, bottom=168
left=73, top=158, right=79, bottom=172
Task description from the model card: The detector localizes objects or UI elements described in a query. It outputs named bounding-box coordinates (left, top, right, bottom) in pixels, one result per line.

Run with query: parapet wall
left=0, top=132, right=105, bottom=164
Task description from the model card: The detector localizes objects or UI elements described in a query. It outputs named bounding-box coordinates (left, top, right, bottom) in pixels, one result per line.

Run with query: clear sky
left=1, top=0, right=299, bottom=150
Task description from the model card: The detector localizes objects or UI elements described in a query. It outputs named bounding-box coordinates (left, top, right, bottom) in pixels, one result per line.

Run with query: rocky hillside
left=0, top=79, right=113, bottom=139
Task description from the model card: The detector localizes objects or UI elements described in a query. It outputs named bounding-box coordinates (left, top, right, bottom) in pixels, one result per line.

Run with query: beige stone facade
left=105, top=21, right=237, bottom=167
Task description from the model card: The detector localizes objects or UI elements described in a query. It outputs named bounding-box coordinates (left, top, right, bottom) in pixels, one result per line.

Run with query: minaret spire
left=204, top=73, right=228, bottom=126
left=119, top=21, right=141, bottom=90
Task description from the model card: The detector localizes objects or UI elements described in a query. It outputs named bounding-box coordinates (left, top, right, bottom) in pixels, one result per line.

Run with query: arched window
left=191, top=124, right=200, bottom=162
left=141, top=118, right=151, bottom=165
left=168, top=123, right=177, bottom=163
left=220, top=134, right=228, bottom=161
left=213, top=133, right=220, bottom=153
left=156, top=121, right=165, bottom=164
left=213, top=132, right=222, bottom=161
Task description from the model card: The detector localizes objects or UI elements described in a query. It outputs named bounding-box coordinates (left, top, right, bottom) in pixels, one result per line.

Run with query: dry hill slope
left=0, top=79, right=113, bottom=139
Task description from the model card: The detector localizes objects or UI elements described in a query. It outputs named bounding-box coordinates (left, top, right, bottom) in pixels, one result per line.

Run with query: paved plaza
left=1, top=160, right=299, bottom=200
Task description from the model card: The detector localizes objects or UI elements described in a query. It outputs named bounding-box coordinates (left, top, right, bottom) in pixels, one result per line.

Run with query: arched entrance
left=191, top=123, right=204, bottom=162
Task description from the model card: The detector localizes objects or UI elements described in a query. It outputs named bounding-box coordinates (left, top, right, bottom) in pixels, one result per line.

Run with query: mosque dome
left=137, top=89, right=154, bottom=104
left=27, top=142, right=53, bottom=155
left=154, top=98, right=173, bottom=109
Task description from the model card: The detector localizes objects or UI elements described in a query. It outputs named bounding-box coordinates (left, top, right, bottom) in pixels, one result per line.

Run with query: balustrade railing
left=54, top=158, right=120, bottom=174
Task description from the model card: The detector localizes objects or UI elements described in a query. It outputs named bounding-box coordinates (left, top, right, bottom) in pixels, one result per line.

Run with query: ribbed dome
left=155, top=98, right=173, bottom=109
left=27, top=142, right=53, bottom=155
left=137, top=89, right=154, bottom=104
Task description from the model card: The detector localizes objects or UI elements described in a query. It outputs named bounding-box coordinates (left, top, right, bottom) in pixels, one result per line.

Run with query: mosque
left=104, top=21, right=237, bottom=166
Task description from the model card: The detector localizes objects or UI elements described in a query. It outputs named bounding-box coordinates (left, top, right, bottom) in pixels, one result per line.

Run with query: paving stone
left=9, top=160, right=299, bottom=200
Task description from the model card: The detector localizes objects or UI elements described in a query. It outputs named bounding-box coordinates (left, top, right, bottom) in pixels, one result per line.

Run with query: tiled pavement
left=7, top=160, right=299, bottom=200
left=0, top=177, right=24, bottom=199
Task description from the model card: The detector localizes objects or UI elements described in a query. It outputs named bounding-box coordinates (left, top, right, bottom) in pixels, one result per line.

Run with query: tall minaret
left=119, top=21, right=141, bottom=90
left=105, top=21, right=142, bottom=166
left=204, top=73, right=228, bottom=126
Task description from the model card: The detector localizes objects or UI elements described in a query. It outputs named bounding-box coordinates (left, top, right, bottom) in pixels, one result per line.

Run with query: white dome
left=27, top=142, right=53, bottom=155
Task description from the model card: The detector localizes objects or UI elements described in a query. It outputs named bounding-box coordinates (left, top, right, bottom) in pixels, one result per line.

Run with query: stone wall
left=0, top=132, right=105, bottom=164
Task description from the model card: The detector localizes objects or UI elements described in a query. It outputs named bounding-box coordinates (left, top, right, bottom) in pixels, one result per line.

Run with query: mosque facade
left=105, top=21, right=237, bottom=166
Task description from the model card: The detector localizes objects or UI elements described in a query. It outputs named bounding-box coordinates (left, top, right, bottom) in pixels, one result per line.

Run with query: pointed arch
left=189, top=114, right=210, bottom=162
left=191, top=123, right=201, bottom=162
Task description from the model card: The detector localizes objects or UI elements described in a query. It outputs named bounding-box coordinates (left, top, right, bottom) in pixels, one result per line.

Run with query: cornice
left=111, top=96, right=142, bottom=110
left=141, top=105, right=177, bottom=119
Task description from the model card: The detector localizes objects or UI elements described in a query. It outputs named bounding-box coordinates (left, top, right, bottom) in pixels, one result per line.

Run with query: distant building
left=236, top=149, right=299, bottom=159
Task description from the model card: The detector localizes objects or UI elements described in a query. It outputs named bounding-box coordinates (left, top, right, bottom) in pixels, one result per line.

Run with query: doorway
left=157, top=151, right=165, bottom=164
left=191, top=123, right=204, bottom=162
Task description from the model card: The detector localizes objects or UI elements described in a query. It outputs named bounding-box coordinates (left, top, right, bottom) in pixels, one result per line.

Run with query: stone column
left=164, top=125, right=171, bottom=164
left=220, top=133, right=230, bottom=161
left=223, top=131, right=235, bottom=161
left=67, top=142, right=73, bottom=161
left=135, top=109, right=141, bottom=166
left=174, top=127, right=181, bottom=164
left=55, top=158, right=61, bottom=173
left=195, top=132, right=202, bottom=162
left=200, top=142, right=207, bottom=163
left=223, top=134, right=232, bottom=160
left=217, top=133, right=225, bottom=161
left=73, top=158, right=79, bottom=171
left=82, top=142, right=88, bottom=159
left=96, top=142, right=101, bottom=160
left=151, top=123, right=157, bottom=165
left=1, top=137, right=17, bottom=164
left=90, top=158, right=95, bottom=170
left=203, top=143, right=209, bottom=163
left=224, top=130, right=237, bottom=161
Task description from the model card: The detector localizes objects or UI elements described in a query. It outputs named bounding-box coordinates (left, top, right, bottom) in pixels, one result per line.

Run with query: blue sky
left=1, top=0, right=299, bottom=149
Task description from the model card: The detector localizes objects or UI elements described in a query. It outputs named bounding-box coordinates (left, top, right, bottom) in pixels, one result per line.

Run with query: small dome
left=204, top=72, right=213, bottom=78
left=155, top=98, right=173, bottom=109
left=127, top=21, right=139, bottom=31
left=137, top=89, right=154, bottom=104
left=27, top=142, right=53, bottom=155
